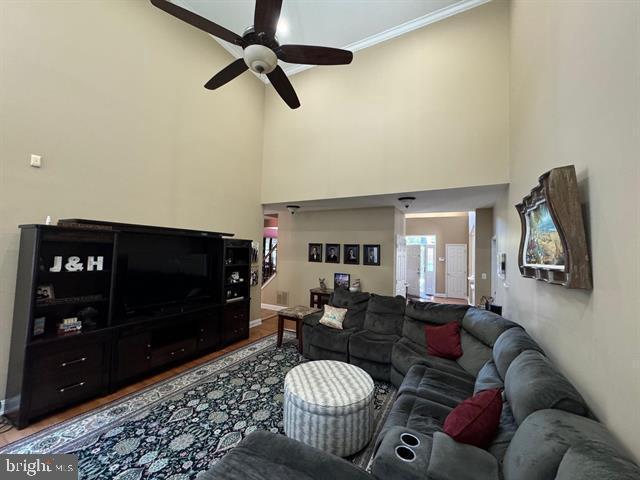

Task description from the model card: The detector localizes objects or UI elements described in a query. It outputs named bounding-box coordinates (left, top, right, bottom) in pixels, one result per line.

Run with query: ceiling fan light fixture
left=243, top=44, right=278, bottom=74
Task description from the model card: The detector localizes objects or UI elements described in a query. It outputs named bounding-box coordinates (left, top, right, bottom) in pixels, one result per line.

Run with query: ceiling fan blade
left=150, top=0, right=243, bottom=46
left=267, top=66, right=300, bottom=109
left=278, top=45, right=353, bottom=65
left=254, top=0, right=283, bottom=38
left=204, top=59, right=249, bottom=90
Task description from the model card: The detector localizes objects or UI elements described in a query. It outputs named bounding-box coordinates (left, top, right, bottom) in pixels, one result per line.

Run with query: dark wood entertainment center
left=5, top=220, right=252, bottom=429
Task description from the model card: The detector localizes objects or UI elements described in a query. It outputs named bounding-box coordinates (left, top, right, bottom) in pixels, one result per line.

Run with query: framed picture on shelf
left=33, top=316, right=46, bottom=336
left=308, top=243, right=323, bottom=263
left=363, top=244, right=381, bottom=266
left=325, top=244, right=340, bottom=263
left=344, top=244, right=360, bottom=265
left=35, top=284, right=55, bottom=303
left=334, top=272, right=351, bottom=290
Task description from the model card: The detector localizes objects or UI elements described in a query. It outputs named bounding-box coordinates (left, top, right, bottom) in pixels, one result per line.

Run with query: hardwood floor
left=0, top=316, right=279, bottom=449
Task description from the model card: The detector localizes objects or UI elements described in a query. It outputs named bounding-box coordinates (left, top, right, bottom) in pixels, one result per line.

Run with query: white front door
left=446, top=244, right=468, bottom=299
left=425, top=245, right=436, bottom=295
left=406, top=244, right=421, bottom=297
left=395, top=235, right=408, bottom=297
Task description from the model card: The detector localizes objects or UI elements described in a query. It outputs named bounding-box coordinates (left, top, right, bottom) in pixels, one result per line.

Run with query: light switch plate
left=481, top=273, right=487, bottom=280
left=30, top=154, right=42, bottom=168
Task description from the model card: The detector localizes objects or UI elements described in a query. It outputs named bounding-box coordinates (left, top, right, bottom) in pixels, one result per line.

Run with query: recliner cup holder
left=395, top=445, right=416, bottom=462
left=400, top=432, right=420, bottom=448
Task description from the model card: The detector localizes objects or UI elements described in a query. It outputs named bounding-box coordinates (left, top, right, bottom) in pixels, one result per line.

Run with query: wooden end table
left=277, top=305, right=321, bottom=353
left=309, top=288, right=333, bottom=309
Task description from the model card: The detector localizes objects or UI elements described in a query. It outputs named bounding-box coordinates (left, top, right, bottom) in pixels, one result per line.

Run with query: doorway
left=446, top=243, right=468, bottom=299
left=405, top=236, right=436, bottom=298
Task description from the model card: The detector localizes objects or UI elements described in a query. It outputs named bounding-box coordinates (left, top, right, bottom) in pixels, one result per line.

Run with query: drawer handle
left=170, top=348, right=186, bottom=357
left=59, top=382, right=85, bottom=393
left=61, top=357, right=87, bottom=367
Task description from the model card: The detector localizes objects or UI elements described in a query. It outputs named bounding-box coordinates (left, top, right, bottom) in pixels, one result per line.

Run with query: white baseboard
left=0, top=399, right=5, bottom=416
left=261, top=303, right=285, bottom=311
left=249, top=319, right=263, bottom=329
left=434, top=293, right=447, bottom=298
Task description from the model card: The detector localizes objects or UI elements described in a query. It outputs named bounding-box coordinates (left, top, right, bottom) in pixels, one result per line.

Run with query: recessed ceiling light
left=277, top=18, right=289, bottom=37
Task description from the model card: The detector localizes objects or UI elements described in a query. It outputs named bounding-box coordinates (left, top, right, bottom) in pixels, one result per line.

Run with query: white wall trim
left=249, top=319, right=263, bottom=329
left=0, top=399, right=5, bottom=416
left=261, top=303, right=285, bottom=311
left=208, top=0, right=491, bottom=81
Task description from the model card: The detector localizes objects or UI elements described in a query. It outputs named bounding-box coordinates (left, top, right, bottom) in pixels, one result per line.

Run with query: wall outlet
left=481, top=273, right=487, bottom=280
left=30, top=154, right=42, bottom=168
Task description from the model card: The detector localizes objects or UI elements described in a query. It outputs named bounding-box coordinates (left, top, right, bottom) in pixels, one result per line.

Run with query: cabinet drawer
left=29, top=368, right=103, bottom=415
left=222, top=302, right=249, bottom=345
left=32, top=342, right=104, bottom=383
left=150, top=339, right=197, bottom=368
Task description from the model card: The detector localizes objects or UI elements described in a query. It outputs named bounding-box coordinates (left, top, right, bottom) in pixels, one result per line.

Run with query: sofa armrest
left=427, top=432, right=499, bottom=480
left=303, top=310, right=324, bottom=327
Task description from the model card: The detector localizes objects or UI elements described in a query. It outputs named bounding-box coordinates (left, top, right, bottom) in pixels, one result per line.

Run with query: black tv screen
left=120, top=234, right=215, bottom=313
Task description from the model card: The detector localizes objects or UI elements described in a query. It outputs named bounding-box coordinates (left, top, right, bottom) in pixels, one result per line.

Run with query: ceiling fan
left=150, top=0, right=354, bottom=109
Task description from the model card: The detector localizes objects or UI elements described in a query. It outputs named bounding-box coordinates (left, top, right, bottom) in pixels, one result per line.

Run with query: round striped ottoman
left=283, top=360, right=375, bottom=457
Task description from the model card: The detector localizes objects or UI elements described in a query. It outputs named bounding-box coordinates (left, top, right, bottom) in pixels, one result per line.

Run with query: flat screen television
left=119, top=234, right=216, bottom=314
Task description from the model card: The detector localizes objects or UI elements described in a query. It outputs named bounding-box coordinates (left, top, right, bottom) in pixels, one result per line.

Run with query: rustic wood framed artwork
left=515, top=165, right=592, bottom=289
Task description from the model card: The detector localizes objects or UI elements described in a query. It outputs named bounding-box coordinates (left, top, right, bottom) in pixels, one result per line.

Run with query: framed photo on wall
left=363, top=244, right=381, bottom=266
left=308, top=243, right=323, bottom=263
left=325, top=244, right=340, bottom=263
left=344, top=244, right=360, bottom=265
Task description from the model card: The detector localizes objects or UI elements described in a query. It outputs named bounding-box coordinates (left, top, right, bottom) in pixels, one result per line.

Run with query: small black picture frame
left=344, top=244, right=360, bottom=265
left=334, top=272, right=351, bottom=290
left=325, top=244, right=340, bottom=263
left=363, top=244, right=381, bottom=266
left=308, top=243, right=323, bottom=263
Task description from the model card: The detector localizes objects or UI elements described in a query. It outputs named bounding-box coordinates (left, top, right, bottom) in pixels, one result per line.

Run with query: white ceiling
left=263, top=184, right=508, bottom=215
left=176, top=0, right=489, bottom=76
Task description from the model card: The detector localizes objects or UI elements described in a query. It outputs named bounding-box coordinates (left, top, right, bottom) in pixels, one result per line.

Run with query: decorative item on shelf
left=325, top=244, right=340, bottom=264
left=47, top=255, right=105, bottom=273
left=344, top=244, right=360, bottom=265
left=225, top=257, right=233, bottom=265
left=334, top=273, right=350, bottom=290
left=77, top=306, right=99, bottom=330
left=251, top=241, right=259, bottom=264
left=318, top=278, right=327, bottom=290
left=58, top=317, right=82, bottom=335
left=250, top=268, right=259, bottom=286
left=479, top=296, right=494, bottom=310
left=32, top=317, right=46, bottom=337
left=516, top=165, right=592, bottom=289
left=35, top=285, right=55, bottom=303
left=349, top=279, right=361, bottom=293
left=227, top=271, right=243, bottom=284
left=308, top=243, right=322, bottom=263
left=363, top=244, right=381, bottom=266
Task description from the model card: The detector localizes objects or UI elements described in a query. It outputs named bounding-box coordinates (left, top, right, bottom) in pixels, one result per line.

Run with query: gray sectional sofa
left=206, top=291, right=640, bottom=479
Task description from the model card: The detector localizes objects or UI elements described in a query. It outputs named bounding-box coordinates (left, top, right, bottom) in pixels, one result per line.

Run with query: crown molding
left=188, top=0, right=491, bottom=83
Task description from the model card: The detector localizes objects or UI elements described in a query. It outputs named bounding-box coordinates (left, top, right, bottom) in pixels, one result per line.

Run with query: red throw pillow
left=424, top=322, right=463, bottom=359
left=443, top=388, right=503, bottom=448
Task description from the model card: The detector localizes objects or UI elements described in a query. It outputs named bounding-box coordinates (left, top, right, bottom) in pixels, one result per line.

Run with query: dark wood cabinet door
left=198, top=311, right=221, bottom=352
left=114, top=331, right=152, bottom=384
left=222, top=301, right=249, bottom=345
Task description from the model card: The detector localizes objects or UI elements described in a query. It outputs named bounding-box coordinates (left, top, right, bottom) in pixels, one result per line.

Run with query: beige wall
left=261, top=0, right=510, bottom=204
left=0, top=1, right=265, bottom=397
left=474, top=208, right=493, bottom=303
left=266, top=208, right=397, bottom=307
left=495, top=0, right=640, bottom=460
left=406, top=215, right=468, bottom=294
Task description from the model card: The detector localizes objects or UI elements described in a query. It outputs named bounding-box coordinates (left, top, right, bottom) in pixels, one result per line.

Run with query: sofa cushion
left=443, top=389, right=502, bottom=448
left=330, top=289, right=370, bottom=330
left=363, top=294, right=406, bottom=335
left=474, top=360, right=504, bottom=395
left=392, top=337, right=474, bottom=382
left=425, top=321, right=463, bottom=359
left=310, top=325, right=357, bottom=353
left=457, top=330, right=493, bottom=376
left=350, top=357, right=392, bottom=382
left=505, top=350, right=588, bottom=425
left=318, top=305, right=347, bottom=330
left=554, top=442, right=640, bottom=480
left=398, top=364, right=475, bottom=408
left=349, top=330, right=398, bottom=364
left=492, top=327, right=544, bottom=379
left=428, top=432, right=500, bottom=480
left=405, top=301, right=470, bottom=326
left=204, top=430, right=372, bottom=480
left=461, top=308, right=518, bottom=347
left=376, top=393, right=452, bottom=448
left=503, top=409, right=631, bottom=480
left=487, top=401, right=518, bottom=465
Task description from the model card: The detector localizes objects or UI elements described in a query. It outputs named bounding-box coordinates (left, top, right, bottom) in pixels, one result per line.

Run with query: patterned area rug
left=1, top=333, right=396, bottom=479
